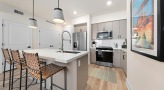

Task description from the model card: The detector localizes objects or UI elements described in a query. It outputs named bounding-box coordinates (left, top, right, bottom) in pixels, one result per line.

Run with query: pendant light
left=28, top=0, right=38, bottom=29
left=53, top=0, right=65, bottom=23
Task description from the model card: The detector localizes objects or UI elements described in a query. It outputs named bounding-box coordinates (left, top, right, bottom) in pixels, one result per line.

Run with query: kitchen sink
left=56, top=51, right=80, bottom=54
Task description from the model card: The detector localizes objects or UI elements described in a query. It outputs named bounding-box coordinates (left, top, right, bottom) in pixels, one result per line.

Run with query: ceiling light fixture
left=28, top=0, right=38, bottom=29
left=107, top=1, right=112, bottom=6
left=73, top=11, right=77, bottom=15
left=53, top=0, right=65, bottom=23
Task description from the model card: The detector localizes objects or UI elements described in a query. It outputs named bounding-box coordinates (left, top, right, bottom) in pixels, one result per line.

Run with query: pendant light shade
left=28, top=18, right=38, bottom=29
left=53, top=8, right=65, bottom=23
left=28, top=0, right=38, bottom=29
left=53, top=0, right=65, bottom=23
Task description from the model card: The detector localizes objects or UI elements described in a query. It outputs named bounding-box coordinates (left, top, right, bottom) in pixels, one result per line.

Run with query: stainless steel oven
left=96, top=46, right=113, bottom=67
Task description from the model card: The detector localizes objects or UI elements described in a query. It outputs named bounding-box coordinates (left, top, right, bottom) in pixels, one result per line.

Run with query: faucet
left=61, top=31, right=71, bottom=52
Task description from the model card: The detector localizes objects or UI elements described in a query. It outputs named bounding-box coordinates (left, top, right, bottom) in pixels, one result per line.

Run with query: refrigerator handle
left=77, top=41, right=79, bottom=50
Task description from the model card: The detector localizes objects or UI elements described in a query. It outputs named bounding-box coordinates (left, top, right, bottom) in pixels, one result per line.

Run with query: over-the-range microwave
left=96, top=31, right=113, bottom=40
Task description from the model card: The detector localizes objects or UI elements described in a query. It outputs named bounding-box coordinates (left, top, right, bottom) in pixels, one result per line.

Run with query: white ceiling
left=0, top=0, right=126, bottom=23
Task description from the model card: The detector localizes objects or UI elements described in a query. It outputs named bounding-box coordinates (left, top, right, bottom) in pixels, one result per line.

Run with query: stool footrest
left=52, top=83, right=65, bottom=90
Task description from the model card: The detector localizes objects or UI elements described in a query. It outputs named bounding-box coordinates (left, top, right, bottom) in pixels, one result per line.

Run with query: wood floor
left=85, top=64, right=127, bottom=90
left=0, top=64, right=127, bottom=90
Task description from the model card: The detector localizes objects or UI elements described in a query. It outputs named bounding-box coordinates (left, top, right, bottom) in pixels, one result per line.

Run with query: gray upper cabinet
left=81, top=25, right=87, bottom=32
left=120, top=20, right=127, bottom=39
left=92, top=24, right=98, bottom=40
left=91, top=19, right=127, bottom=40
left=75, top=26, right=81, bottom=32
left=98, top=23, right=105, bottom=31
left=113, top=19, right=127, bottom=39
left=105, top=21, right=113, bottom=31
left=113, top=20, right=120, bottom=39
left=75, top=24, right=87, bottom=32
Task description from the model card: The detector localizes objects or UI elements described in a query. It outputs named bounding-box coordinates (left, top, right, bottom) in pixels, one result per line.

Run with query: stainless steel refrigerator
left=73, top=32, right=87, bottom=51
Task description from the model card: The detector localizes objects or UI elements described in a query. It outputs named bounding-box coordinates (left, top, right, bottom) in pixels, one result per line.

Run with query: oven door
left=96, top=50, right=113, bottom=63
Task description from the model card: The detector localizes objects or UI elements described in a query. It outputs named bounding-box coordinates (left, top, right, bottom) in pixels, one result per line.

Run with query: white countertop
left=90, top=47, right=127, bottom=52
left=23, top=49, right=88, bottom=64
left=121, top=48, right=127, bottom=52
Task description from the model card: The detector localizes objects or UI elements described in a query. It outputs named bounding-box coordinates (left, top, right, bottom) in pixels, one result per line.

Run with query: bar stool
left=10, top=50, right=47, bottom=90
left=10, top=50, right=27, bottom=90
left=1, top=48, right=12, bottom=90
left=23, top=52, right=67, bottom=90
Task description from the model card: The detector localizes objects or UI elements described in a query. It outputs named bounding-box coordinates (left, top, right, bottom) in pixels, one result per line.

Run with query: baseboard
left=126, top=79, right=132, bottom=90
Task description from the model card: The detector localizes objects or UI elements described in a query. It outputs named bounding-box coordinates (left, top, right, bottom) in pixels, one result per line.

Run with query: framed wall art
left=131, top=0, right=164, bottom=62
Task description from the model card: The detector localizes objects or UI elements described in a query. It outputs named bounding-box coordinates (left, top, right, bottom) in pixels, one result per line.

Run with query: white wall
left=0, top=3, right=62, bottom=49
left=91, top=10, right=127, bottom=24
left=126, top=0, right=164, bottom=90
left=71, top=15, right=91, bottom=64
left=95, top=39, right=125, bottom=49
left=0, top=19, right=2, bottom=73
left=63, top=25, right=73, bottom=50
left=71, top=15, right=92, bottom=51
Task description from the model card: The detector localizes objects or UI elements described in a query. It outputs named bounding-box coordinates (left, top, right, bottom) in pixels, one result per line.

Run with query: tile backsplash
left=94, top=39, right=125, bottom=48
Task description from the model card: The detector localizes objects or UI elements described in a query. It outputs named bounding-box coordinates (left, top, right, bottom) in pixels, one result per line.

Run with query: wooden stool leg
left=11, top=63, right=15, bottom=90
left=9, top=61, right=12, bottom=90
left=3, top=61, right=6, bottom=87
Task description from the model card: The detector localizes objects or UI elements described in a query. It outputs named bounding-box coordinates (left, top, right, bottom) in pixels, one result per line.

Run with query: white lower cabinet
left=113, top=49, right=127, bottom=75
left=121, top=50, right=127, bottom=75
left=113, top=50, right=121, bottom=68
left=90, top=48, right=96, bottom=64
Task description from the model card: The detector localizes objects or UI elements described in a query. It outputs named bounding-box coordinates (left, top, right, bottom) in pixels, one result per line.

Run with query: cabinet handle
left=123, top=55, right=124, bottom=60
left=27, top=46, right=31, bottom=48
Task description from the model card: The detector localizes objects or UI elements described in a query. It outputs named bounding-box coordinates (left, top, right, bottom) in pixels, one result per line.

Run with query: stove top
left=96, top=46, right=113, bottom=50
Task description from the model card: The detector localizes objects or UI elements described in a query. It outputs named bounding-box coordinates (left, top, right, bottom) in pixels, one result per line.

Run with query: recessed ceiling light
left=107, top=1, right=112, bottom=6
left=73, top=11, right=77, bottom=15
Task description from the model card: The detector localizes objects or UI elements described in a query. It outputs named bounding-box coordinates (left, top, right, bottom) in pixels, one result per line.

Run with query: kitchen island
left=23, top=49, right=89, bottom=90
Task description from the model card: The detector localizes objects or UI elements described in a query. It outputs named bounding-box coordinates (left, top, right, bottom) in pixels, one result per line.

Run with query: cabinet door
left=75, top=26, right=81, bottom=32
left=92, top=24, right=98, bottom=40
left=90, top=48, right=96, bottom=64
left=81, top=25, right=87, bottom=32
left=120, top=20, right=127, bottom=39
left=97, top=23, right=105, bottom=31
left=53, top=30, right=61, bottom=50
left=120, top=50, right=124, bottom=68
left=105, top=21, right=113, bottom=31
left=39, top=29, right=54, bottom=49
left=113, top=50, right=121, bottom=68
left=113, top=21, right=120, bottom=39
left=123, top=51, right=127, bottom=75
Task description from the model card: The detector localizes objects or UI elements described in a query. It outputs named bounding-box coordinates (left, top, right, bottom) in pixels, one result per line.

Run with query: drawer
left=114, top=49, right=120, bottom=52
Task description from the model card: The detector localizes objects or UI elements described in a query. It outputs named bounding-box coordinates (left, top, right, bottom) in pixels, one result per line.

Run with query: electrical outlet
left=78, top=60, right=81, bottom=67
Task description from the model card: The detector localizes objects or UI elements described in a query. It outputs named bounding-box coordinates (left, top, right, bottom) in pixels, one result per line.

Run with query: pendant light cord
left=58, top=0, right=59, bottom=8
left=33, top=0, right=34, bottom=19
